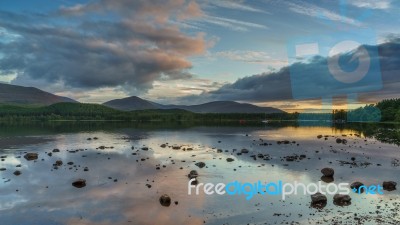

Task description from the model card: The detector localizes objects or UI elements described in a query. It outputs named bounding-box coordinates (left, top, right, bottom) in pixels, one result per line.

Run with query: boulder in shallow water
left=383, top=181, right=397, bottom=191
left=321, top=168, right=334, bottom=177
left=310, top=192, right=327, bottom=209
left=72, top=179, right=86, bottom=188
left=159, top=194, right=171, bottom=207
left=241, top=149, right=249, bottom=154
left=24, top=153, right=38, bottom=161
left=321, top=176, right=334, bottom=183
left=333, top=194, right=351, bottom=206
left=226, top=158, right=235, bottom=162
left=195, top=162, right=206, bottom=168
left=188, top=170, right=199, bottom=179
left=350, top=181, right=365, bottom=193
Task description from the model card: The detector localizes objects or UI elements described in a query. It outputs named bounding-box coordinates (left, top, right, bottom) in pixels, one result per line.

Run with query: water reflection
left=0, top=122, right=399, bottom=224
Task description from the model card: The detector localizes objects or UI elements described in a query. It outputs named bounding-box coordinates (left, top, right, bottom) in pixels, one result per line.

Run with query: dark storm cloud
left=0, top=1, right=207, bottom=93
left=180, top=37, right=400, bottom=104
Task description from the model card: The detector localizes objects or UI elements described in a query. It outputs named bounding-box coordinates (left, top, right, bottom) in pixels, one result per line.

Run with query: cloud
left=214, top=50, right=287, bottom=66
left=143, top=78, right=225, bottom=104
left=177, top=37, right=400, bottom=106
left=348, top=0, right=392, bottom=9
left=286, top=1, right=362, bottom=26
left=215, top=50, right=270, bottom=63
left=199, top=15, right=268, bottom=32
left=0, top=1, right=210, bottom=95
left=209, top=0, right=268, bottom=13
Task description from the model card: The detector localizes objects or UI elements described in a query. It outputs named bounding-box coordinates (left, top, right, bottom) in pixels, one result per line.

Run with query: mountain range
left=0, top=83, right=76, bottom=105
left=0, top=83, right=283, bottom=113
left=103, top=96, right=283, bottom=113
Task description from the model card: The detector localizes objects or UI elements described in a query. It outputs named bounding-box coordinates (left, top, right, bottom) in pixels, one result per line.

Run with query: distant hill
left=103, top=96, right=158, bottom=111
left=170, top=101, right=284, bottom=113
left=0, top=83, right=77, bottom=105
left=103, top=96, right=284, bottom=113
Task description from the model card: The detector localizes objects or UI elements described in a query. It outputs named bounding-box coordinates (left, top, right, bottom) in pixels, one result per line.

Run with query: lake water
left=0, top=122, right=399, bottom=225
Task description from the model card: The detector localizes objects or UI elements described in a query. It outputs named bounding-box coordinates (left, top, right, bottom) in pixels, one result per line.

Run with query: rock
left=317, top=135, right=323, bottom=139
left=336, top=138, right=342, bottom=144
left=160, top=144, right=167, bottom=148
left=0, top=168, right=6, bottom=171
left=226, top=158, right=235, bottom=162
left=285, top=155, right=296, bottom=162
left=321, top=168, right=334, bottom=177
left=350, top=181, right=365, bottom=193
left=55, top=160, right=63, bottom=166
left=383, top=181, right=397, bottom=191
left=83, top=167, right=89, bottom=172
left=188, top=170, right=199, bottom=179
left=310, top=192, right=327, bottom=208
left=172, top=145, right=181, bottom=150
left=195, top=162, right=206, bottom=168
left=159, top=194, right=171, bottom=207
left=13, top=170, right=21, bottom=176
left=24, top=153, right=38, bottom=161
left=241, top=149, right=249, bottom=154
left=141, top=147, right=149, bottom=151
left=72, top=179, right=86, bottom=188
left=321, top=176, right=334, bottom=183
left=52, top=149, right=60, bottom=153
left=333, top=194, right=351, bottom=206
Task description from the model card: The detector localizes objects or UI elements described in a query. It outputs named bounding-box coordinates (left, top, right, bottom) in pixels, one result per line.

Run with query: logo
left=286, top=1, right=382, bottom=123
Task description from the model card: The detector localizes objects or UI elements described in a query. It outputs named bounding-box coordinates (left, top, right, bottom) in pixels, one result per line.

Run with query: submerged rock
left=226, top=158, right=235, bottom=162
left=333, top=194, right=351, bottom=206
left=52, top=149, right=60, bottom=153
left=195, top=162, right=206, bottom=168
left=321, top=168, right=334, bottom=177
left=13, top=170, right=21, bottom=176
left=310, top=192, right=327, bottom=209
left=159, top=194, right=171, bottom=207
left=241, top=149, right=249, bottom=154
left=321, top=176, right=334, bottom=183
left=172, top=145, right=181, bottom=150
left=350, top=181, right=365, bottom=193
left=24, top=153, right=38, bottom=161
left=190, top=178, right=199, bottom=185
left=72, top=179, right=86, bottom=188
left=383, top=181, right=397, bottom=191
left=188, top=170, right=199, bottom=179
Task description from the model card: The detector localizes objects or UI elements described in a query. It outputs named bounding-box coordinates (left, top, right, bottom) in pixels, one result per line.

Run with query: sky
left=0, top=0, right=399, bottom=112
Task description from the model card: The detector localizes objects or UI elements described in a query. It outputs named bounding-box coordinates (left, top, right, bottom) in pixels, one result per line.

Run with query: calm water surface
left=0, top=122, right=399, bottom=225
